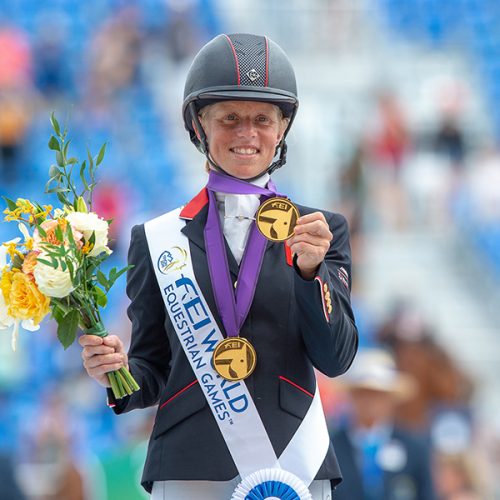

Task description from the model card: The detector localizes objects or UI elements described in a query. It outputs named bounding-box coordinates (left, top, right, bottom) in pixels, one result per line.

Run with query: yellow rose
left=8, top=271, right=50, bottom=325
left=0, top=270, right=13, bottom=306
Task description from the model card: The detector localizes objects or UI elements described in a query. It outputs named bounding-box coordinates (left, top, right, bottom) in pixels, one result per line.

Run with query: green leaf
left=65, top=222, right=75, bottom=245
left=11, top=254, right=23, bottom=270
left=79, top=160, right=90, bottom=191
left=57, top=309, right=80, bottom=349
left=55, top=224, right=64, bottom=243
left=94, top=286, right=108, bottom=307
left=36, top=258, right=56, bottom=268
left=55, top=150, right=64, bottom=167
left=96, top=143, right=107, bottom=166
left=96, top=270, right=109, bottom=290
left=86, top=147, right=94, bottom=169
left=51, top=304, right=65, bottom=323
left=50, top=113, right=61, bottom=137
left=66, top=258, right=75, bottom=282
left=36, top=224, right=47, bottom=238
left=88, top=231, right=96, bottom=247
left=56, top=191, right=67, bottom=205
left=48, top=136, right=60, bottom=151
left=67, top=157, right=78, bottom=165
left=108, top=265, right=134, bottom=288
left=2, top=196, right=17, bottom=211
left=48, top=164, right=60, bottom=180
left=63, top=139, right=71, bottom=157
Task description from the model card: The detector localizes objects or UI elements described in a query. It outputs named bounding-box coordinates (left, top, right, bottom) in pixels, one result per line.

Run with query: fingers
left=293, top=216, right=332, bottom=240
left=79, top=334, right=128, bottom=387
left=288, top=212, right=332, bottom=248
left=78, top=334, right=104, bottom=347
left=286, top=212, right=332, bottom=280
left=85, top=360, right=125, bottom=379
left=84, top=351, right=127, bottom=370
left=288, top=239, right=328, bottom=257
left=288, top=230, right=330, bottom=247
left=102, top=335, right=126, bottom=353
left=295, top=211, right=327, bottom=226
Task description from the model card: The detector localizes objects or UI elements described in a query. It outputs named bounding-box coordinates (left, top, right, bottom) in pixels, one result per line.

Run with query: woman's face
left=198, top=100, right=288, bottom=179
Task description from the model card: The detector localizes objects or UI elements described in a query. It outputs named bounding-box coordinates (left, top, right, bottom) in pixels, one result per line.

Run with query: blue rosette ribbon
left=231, top=468, right=312, bottom=500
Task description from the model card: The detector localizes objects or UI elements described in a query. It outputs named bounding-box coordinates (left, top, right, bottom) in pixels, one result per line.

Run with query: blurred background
left=0, top=0, right=499, bottom=498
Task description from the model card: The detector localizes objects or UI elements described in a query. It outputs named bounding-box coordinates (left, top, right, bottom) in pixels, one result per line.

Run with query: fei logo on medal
left=158, top=246, right=187, bottom=274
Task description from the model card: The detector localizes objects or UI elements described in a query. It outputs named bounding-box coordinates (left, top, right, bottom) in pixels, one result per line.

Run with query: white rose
left=66, top=211, right=112, bottom=257
left=33, top=253, right=75, bottom=298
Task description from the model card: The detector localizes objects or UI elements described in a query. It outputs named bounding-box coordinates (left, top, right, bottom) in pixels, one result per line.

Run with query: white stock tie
left=216, top=173, right=269, bottom=265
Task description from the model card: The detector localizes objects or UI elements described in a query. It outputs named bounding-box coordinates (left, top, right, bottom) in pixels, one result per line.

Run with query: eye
left=256, top=115, right=270, bottom=123
left=225, top=113, right=237, bottom=121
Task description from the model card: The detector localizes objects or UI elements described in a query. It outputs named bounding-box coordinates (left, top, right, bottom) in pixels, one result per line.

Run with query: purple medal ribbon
left=204, top=170, right=281, bottom=338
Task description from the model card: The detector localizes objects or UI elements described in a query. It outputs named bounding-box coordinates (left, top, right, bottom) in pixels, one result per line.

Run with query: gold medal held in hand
left=212, top=337, right=257, bottom=381
left=256, top=197, right=300, bottom=242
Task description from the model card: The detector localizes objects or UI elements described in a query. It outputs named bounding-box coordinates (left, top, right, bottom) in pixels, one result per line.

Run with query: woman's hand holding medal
left=286, top=212, right=333, bottom=280
left=254, top=196, right=332, bottom=281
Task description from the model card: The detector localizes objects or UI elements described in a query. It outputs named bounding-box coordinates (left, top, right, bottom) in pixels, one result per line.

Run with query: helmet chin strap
left=189, top=102, right=289, bottom=182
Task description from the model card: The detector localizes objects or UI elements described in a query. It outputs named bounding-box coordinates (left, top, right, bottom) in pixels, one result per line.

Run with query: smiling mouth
left=230, top=147, right=259, bottom=155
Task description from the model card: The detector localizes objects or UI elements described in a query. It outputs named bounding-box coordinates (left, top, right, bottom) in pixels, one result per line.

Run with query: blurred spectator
left=0, top=21, right=35, bottom=185
left=433, top=78, right=468, bottom=173
left=365, top=91, right=411, bottom=230
left=164, top=0, right=204, bottom=63
left=376, top=303, right=474, bottom=432
left=434, top=453, right=483, bottom=500
left=0, top=89, right=34, bottom=184
left=19, top=394, right=85, bottom=500
left=330, top=348, right=436, bottom=500
left=338, top=143, right=367, bottom=270
left=0, top=22, right=32, bottom=89
left=433, top=115, right=466, bottom=171
left=92, top=180, right=132, bottom=252
left=86, top=6, right=143, bottom=109
left=0, top=453, right=26, bottom=500
left=33, top=19, right=72, bottom=101
left=368, top=91, right=410, bottom=176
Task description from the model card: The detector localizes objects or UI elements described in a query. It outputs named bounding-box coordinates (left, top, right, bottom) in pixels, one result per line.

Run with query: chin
left=225, top=165, right=268, bottom=180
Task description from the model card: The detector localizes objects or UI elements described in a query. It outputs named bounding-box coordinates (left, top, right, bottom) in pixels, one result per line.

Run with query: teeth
left=232, top=147, right=257, bottom=155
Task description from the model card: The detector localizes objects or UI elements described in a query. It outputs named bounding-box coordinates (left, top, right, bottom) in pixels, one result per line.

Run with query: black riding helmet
left=182, top=33, right=299, bottom=177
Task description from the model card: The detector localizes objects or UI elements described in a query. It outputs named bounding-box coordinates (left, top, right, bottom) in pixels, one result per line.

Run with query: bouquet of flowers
left=0, top=114, right=139, bottom=399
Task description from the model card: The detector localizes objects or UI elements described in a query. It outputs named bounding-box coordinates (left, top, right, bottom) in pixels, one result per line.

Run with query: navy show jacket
left=108, top=189, right=359, bottom=493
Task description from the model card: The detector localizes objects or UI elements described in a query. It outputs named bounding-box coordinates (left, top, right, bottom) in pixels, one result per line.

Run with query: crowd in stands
left=1, top=1, right=500, bottom=499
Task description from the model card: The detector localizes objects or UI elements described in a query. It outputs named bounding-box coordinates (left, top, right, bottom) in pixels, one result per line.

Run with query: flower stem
left=108, top=371, right=122, bottom=399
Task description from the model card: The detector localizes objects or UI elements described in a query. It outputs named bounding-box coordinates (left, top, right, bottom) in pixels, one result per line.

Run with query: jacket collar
left=180, top=188, right=240, bottom=277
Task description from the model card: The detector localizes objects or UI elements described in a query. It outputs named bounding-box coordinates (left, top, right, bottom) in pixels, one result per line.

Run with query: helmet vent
left=228, top=34, right=268, bottom=87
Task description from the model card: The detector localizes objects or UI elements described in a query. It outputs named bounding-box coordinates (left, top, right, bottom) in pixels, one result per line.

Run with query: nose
left=235, top=117, right=257, bottom=137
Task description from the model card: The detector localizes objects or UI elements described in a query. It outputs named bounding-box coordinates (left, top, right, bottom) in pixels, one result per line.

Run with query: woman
left=80, top=33, right=358, bottom=499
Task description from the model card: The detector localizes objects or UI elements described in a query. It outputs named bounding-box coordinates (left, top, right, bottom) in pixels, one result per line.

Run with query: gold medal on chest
left=256, top=197, right=300, bottom=242
left=212, top=337, right=257, bottom=381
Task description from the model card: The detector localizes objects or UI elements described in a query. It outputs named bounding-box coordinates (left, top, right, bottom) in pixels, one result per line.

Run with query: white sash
left=144, top=208, right=329, bottom=485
